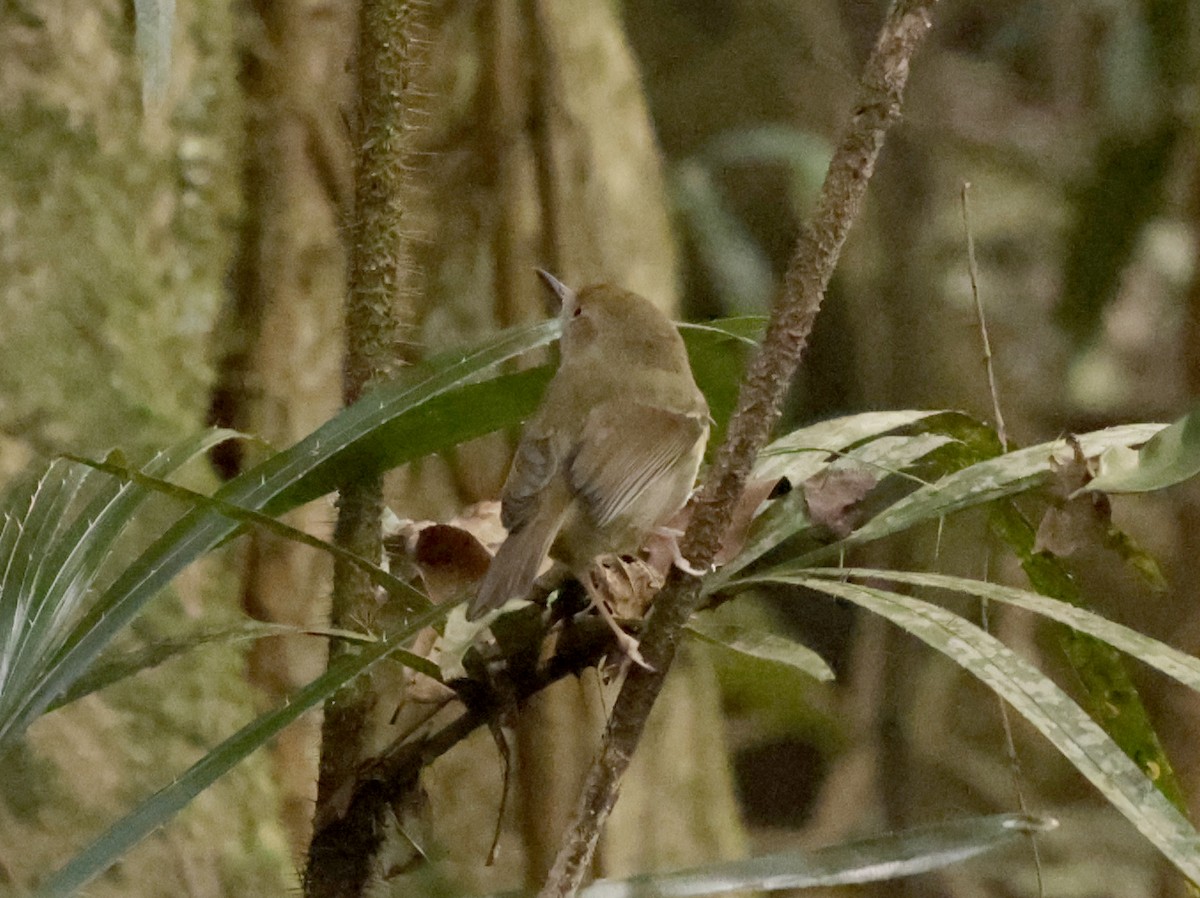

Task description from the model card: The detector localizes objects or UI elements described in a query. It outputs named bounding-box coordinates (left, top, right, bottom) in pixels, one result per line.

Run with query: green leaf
left=790, top=424, right=1163, bottom=568
left=48, top=621, right=396, bottom=710
left=760, top=574, right=1200, bottom=885
left=0, top=429, right=239, bottom=750
left=218, top=317, right=561, bottom=511
left=687, top=617, right=834, bottom=683
left=683, top=318, right=763, bottom=449
left=35, top=604, right=449, bottom=898
left=65, top=452, right=431, bottom=616
left=796, top=568, right=1200, bottom=695
left=1085, top=407, right=1200, bottom=493
left=581, top=813, right=1052, bottom=897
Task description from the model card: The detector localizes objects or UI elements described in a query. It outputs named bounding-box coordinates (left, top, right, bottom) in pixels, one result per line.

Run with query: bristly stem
left=307, top=2, right=424, bottom=896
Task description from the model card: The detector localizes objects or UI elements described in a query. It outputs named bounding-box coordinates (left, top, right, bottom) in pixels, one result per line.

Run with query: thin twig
left=535, top=4, right=939, bottom=898
left=978, top=576, right=1046, bottom=898
left=960, top=182, right=1008, bottom=450
left=961, top=184, right=1043, bottom=897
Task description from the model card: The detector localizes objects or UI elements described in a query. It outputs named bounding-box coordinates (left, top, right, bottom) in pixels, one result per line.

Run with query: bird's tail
left=467, top=509, right=563, bottom=620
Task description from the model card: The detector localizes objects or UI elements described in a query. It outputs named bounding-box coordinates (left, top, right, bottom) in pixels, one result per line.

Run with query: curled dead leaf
left=1035, top=436, right=1110, bottom=556
left=803, top=466, right=878, bottom=538
left=593, top=555, right=664, bottom=620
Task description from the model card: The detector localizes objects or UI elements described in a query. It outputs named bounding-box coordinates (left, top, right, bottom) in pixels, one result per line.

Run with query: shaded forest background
left=2, top=1, right=1199, bottom=896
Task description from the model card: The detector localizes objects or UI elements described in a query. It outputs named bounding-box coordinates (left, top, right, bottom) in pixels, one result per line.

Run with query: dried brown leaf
left=1034, top=437, right=1110, bottom=556
left=803, top=466, right=877, bottom=538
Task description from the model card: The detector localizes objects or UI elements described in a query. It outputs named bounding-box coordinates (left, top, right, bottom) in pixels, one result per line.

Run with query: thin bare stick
left=535, top=4, right=939, bottom=898
left=960, top=182, right=1008, bottom=450
left=978, top=575, right=1046, bottom=898
left=961, top=185, right=1043, bottom=896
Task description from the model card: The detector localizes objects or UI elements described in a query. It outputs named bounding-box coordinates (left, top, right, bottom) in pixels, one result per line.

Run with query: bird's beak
left=536, top=269, right=578, bottom=318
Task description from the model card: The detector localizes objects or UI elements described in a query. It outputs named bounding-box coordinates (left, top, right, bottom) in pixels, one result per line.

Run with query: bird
left=467, top=271, right=710, bottom=662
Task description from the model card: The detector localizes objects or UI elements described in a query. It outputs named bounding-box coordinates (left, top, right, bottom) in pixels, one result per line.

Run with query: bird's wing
left=470, top=431, right=569, bottom=620
left=568, top=402, right=707, bottom=528
left=500, top=431, right=562, bottom=532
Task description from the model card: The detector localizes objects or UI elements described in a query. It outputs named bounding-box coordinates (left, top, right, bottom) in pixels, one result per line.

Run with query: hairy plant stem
left=307, top=2, right=422, bottom=896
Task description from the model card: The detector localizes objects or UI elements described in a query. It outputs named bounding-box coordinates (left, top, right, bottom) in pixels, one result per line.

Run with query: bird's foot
left=583, top=572, right=653, bottom=671
left=652, top=526, right=711, bottom=577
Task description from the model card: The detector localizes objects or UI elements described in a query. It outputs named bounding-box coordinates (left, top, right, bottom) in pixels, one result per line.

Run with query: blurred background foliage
left=2, top=0, right=1200, bottom=896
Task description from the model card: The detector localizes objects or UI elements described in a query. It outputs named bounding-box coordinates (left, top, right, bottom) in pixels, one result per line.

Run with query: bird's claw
left=612, top=628, right=653, bottom=671
left=653, top=526, right=712, bottom=577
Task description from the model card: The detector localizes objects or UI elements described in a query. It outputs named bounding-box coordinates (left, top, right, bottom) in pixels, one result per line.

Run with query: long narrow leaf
left=18, top=322, right=560, bottom=746
left=683, top=318, right=762, bottom=448
left=582, top=813, right=1052, bottom=898
left=268, top=366, right=553, bottom=514
left=687, top=618, right=834, bottom=683
left=764, top=574, right=1200, bottom=884
left=792, top=424, right=1164, bottom=566
left=66, top=453, right=430, bottom=615
left=48, top=621, right=399, bottom=710
left=793, top=568, right=1200, bottom=694
left=35, top=604, right=449, bottom=898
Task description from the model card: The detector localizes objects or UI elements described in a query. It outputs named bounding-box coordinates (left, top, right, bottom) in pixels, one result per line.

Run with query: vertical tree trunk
left=214, top=0, right=355, bottom=856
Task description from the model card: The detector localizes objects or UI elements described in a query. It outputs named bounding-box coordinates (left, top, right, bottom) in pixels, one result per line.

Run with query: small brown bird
left=468, top=272, right=709, bottom=657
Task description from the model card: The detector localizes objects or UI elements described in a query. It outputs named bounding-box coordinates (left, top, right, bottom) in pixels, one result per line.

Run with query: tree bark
left=215, top=0, right=354, bottom=855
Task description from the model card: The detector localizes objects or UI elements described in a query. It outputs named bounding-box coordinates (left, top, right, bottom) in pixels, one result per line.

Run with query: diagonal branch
left=535, top=3, right=940, bottom=897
